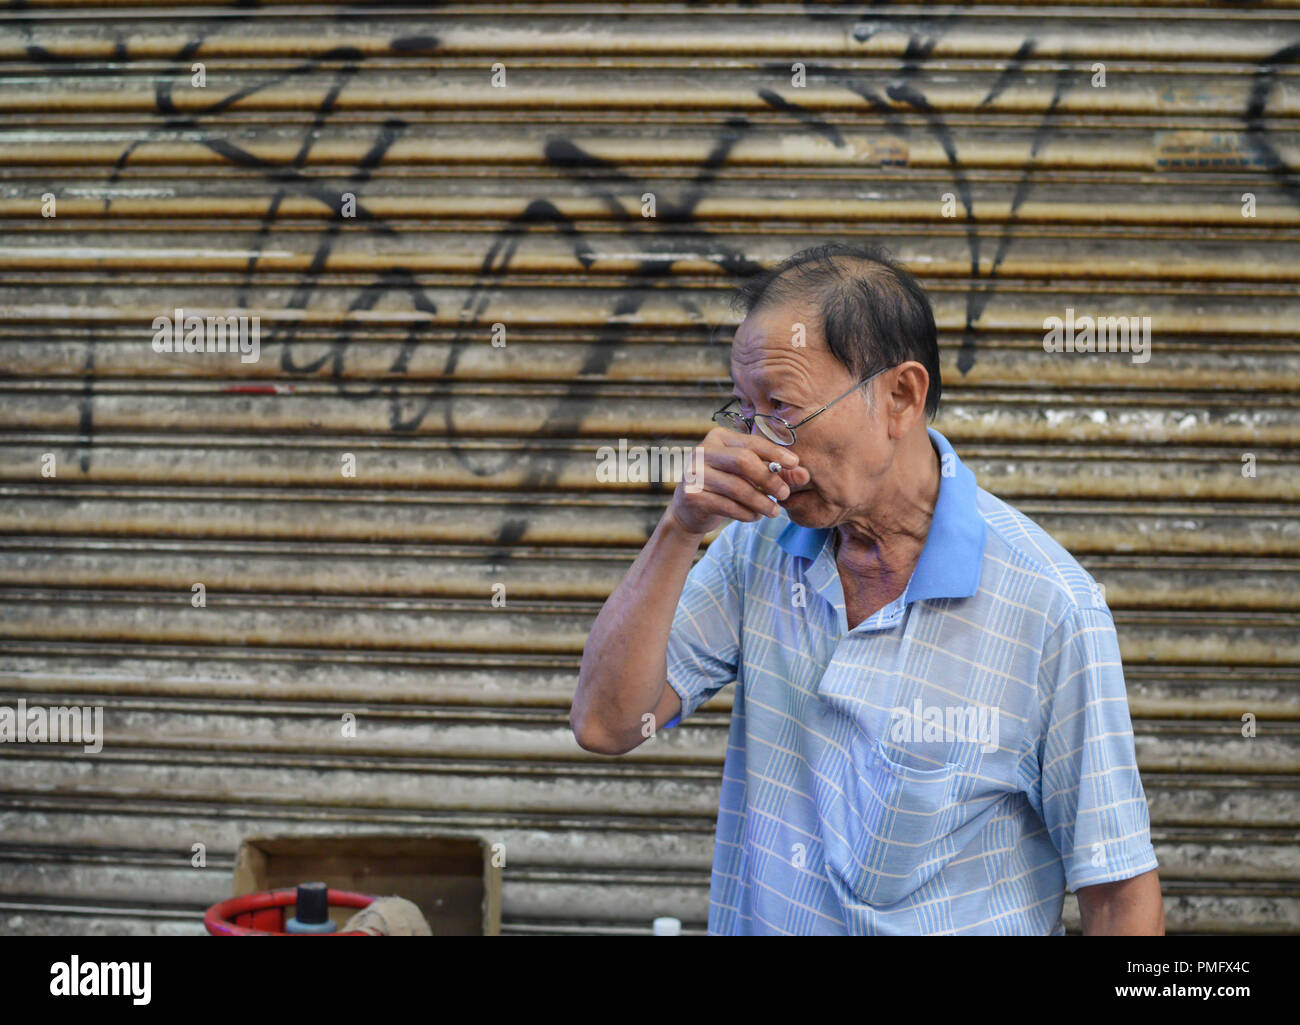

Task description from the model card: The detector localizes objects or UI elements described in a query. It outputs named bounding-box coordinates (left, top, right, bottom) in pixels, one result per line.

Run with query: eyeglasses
left=712, top=365, right=894, bottom=446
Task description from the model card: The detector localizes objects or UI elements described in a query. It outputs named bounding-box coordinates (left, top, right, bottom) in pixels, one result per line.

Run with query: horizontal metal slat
left=7, top=232, right=1300, bottom=283
left=2, top=14, right=1297, bottom=64
left=0, top=546, right=1297, bottom=612
left=2, top=444, right=1294, bottom=501
left=0, top=753, right=730, bottom=817
left=0, top=703, right=1294, bottom=772
left=2, top=654, right=1295, bottom=719
left=3, top=129, right=1297, bottom=173
left=5, top=391, right=1298, bottom=446
left=3, top=291, right=1297, bottom=334
left=6, top=71, right=1297, bottom=118
left=3, top=815, right=1294, bottom=880
left=0, top=492, right=1296, bottom=555
left=4, top=190, right=1300, bottom=227
left=1, top=751, right=1297, bottom=825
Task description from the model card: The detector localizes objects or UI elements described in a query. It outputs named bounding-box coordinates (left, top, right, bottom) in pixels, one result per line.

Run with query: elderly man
left=571, top=242, right=1163, bottom=935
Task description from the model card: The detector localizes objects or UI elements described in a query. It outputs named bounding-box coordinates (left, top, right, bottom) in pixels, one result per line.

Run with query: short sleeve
left=661, top=519, right=744, bottom=729
left=1033, top=605, right=1159, bottom=892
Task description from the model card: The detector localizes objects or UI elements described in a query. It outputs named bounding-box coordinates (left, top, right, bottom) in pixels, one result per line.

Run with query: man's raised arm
left=570, top=429, right=806, bottom=755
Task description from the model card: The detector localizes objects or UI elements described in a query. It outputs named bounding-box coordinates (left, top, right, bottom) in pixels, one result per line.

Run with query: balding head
left=730, top=241, right=941, bottom=419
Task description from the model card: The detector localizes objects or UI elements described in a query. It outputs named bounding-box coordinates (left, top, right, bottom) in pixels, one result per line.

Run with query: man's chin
left=780, top=491, right=826, bottom=525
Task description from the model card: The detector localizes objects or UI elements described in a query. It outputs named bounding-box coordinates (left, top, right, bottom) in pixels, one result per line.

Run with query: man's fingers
left=695, top=459, right=783, bottom=517
left=778, top=465, right=811, bottom=488
left=703, top=447, right=792, bottom=500
left=677, top=429, right=803, bottom=525
left=714, top=429, right=799, bottom=470
left=696, top=492, right=770, bottom=523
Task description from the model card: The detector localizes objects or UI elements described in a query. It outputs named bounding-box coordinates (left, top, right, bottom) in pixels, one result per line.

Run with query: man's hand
left=1077, top=868, right=1165, bottom=935
left=668, top=428, right=811, bottom=537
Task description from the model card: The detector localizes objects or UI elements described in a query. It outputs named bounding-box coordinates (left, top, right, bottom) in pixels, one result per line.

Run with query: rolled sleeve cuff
left=1065, top=841, right=1159, bottom=893
left=661, top=673, right=695, bottom=729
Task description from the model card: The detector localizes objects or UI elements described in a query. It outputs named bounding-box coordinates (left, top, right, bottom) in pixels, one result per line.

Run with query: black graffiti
left=12, top=11, right=1298, bottom=527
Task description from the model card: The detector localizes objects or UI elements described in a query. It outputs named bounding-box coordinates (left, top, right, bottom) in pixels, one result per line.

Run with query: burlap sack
left=341, top=896, right=432, bottom=936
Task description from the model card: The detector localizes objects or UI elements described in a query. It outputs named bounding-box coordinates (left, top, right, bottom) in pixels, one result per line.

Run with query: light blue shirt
left=663, top=427, right=1158, bottom=934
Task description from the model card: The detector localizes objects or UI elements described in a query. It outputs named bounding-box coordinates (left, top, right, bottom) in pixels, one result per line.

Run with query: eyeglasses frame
left=712, top=364, right=895, bottom=447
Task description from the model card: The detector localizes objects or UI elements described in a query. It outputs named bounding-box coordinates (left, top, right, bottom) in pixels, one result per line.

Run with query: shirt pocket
left=816, top=730, right=961, bottom=907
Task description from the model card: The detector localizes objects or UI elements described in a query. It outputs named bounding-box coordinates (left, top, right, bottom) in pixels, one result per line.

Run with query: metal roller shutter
left=0, top=3, right=1296, bottom=935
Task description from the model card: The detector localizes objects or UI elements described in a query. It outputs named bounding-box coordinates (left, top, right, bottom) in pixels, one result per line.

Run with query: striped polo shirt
left=662, top=426, right=1158, bottom=934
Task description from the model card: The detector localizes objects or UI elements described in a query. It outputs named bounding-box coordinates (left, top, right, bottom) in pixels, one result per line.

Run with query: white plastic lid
left=653, top=916, right=682, bottom=936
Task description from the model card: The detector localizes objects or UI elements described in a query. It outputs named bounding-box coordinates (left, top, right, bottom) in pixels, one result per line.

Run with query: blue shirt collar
left=775, top=427, right=986, bottom=604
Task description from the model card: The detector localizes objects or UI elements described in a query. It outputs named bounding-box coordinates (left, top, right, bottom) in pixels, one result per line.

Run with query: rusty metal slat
left=4, top=196, right=1300, bottom=227
left=3, top=298, right=1298, bottom=335
left=0, top=709, right=1292, bottom=773
left=7, top=241, right=1300, bottom=285
left=4, top=812, right=1296, bottom=879
left=4, top=341, right=1298, bottom=393
left=4, top=392, right=1298, bottom=445
left=1, top=445, right=1295, bottom=502
left=1, top=548, right=1297, bottom=612
left=1, top=599, right=1297, bottom=666
left=1, top=770, right=1294, bottom=830
left=5, top=79, right=1298, bottom=117
left=3, top=655, right=1295, bottom=715
left=0, top=755, right=729, bottom=817
left=5, top=134, right=1299, bottom=172
left=2, top=17, right=1297, bottom=62
left=0, top=601, right=596, bottom=654
left=1, top=502, right=1288, bottom=555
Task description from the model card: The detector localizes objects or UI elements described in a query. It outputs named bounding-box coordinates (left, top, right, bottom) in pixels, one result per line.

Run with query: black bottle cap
left=295, top=881, right=330, bottom=925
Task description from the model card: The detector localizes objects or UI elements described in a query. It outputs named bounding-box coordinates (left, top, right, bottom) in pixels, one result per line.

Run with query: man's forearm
left=571, top=507, right=704, bottom=748
left=1078, top=869, right=1165, bottom=935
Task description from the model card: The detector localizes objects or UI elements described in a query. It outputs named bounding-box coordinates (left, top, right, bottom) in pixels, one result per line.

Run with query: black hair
left=729, top=241, right=942, bottom=419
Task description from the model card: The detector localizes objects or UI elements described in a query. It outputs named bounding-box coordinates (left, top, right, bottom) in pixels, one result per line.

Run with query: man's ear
left=886, top=361, right=930, bottom=439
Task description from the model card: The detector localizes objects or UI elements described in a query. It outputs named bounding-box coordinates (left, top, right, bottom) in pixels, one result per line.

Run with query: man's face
left=730, top=304, right=892, bottom=528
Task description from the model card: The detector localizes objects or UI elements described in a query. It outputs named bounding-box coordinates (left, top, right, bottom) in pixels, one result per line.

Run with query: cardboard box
left=233, top=834, right=502, bottom=936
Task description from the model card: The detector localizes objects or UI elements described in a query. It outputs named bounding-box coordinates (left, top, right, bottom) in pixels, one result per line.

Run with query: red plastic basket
left=204, top=887, right=377, bottom=936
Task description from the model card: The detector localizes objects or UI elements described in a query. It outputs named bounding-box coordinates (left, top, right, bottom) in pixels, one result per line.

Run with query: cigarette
left=767, top=461, right=784, bottom=502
